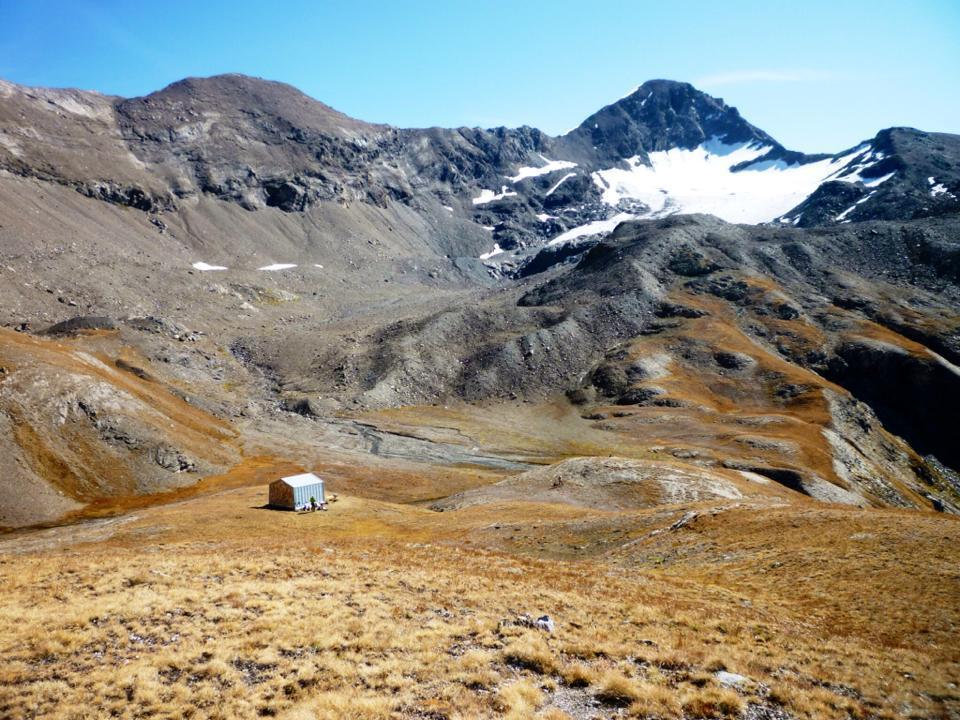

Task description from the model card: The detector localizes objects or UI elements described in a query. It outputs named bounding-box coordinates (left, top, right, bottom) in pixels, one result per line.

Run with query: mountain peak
left=138, top=73, right=335, bottom=112
left=151, top=73, right=321, bottom=102
left=119, top=72, right=375, bottom=139
left=558, top=78, right=780, bottom=163
left=629, top=78, right=697, bottom=96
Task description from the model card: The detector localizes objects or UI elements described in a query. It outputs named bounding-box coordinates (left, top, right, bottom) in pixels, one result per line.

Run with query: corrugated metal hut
left=269, top=472, right=326, bottom=510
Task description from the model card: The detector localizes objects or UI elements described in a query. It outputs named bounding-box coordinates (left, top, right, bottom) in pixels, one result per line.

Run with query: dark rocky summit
left=556, top=79, right=783, bottom=163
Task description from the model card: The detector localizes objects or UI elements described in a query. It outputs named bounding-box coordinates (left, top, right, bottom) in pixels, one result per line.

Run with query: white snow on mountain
left=546, top=172, right=576, bottom=196
left=836, top=192, right=876, bottom=222
left=547, top=213, right=637, bottom=246
left=259, top=263, right=297, bottom=271
left=192, top=261, right=227, bottom=271
left=541, top=138, right=908, bottom=247
left=835, top=149, right=896, bottom=187
left=590, top=139, right=871, bottom=224
left=472, top=186, right=518, bottom=205
left=479, top=243, right=505, bottom=260
left=507, top=156, right=578, bottom=183
left=861, top=172, right=896, bottom=188
left=929, top=177, right=953, bottom=198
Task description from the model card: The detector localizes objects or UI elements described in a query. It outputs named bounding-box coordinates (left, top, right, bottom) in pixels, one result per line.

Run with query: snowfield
left=540, top=138, right=907, bottom=247
left=590, top=139, right=872, bottom=225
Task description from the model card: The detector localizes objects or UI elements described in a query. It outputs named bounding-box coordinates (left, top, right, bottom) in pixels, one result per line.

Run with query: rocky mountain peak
left=558, top=79, right=780, bottom=164
left=120, top=73, right=376, bottom=138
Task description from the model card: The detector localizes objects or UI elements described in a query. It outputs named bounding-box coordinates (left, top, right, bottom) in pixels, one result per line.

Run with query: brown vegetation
left=1, top=480, right=957, bottom=719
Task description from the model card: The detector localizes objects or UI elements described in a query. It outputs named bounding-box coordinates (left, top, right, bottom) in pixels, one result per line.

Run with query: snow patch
left=259, top=263, right=297, bottom=271
left=507, top=155, right=577, bottom=183
left=472, top=186, right=517, bottom=205
left=929, top=177, right=953, bottom=198
left=862, top=171, right=896, bottom=188
left=547, top=212, right=636, bottom=247
left=838, top=147, right=895, bottom=186
left=192, top=261, right=227, bottom=272
left=479, top=244, right=504, bottom=261
left=835, top=191, right=876, bottom=222
left=546, top=172, right=576, bottom=197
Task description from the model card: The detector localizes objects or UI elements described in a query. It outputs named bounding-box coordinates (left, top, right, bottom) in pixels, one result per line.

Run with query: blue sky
left=1, top=0, right=957, bottom=152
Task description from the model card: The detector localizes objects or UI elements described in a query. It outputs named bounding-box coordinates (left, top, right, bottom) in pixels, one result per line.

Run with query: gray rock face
left=781, top=128, right=960, bottom=226
left=45, top=316, right=116, bottom=336
left=826, top=338, right=960, bottom=469
left=556, top=79, right=781, bottom=164
left=154, top=446, right=197, bottom=473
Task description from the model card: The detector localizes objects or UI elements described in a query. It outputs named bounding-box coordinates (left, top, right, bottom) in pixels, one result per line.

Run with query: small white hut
left=269, top=472, right=326, bottom=510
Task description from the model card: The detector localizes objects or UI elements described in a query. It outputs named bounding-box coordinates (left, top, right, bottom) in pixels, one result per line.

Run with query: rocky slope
left=0, top=73, right=959, bottom=527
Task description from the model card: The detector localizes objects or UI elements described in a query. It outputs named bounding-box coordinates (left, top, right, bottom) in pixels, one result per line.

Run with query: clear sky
left=1, top=0, right=957, bottom=152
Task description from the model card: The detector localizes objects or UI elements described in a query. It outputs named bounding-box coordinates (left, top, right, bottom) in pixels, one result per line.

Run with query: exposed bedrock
left=826, top=338, right=960, bottom=471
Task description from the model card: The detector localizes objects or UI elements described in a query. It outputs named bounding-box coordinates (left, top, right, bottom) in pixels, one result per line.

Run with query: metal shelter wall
left=291, top=481, right=325, bottom=507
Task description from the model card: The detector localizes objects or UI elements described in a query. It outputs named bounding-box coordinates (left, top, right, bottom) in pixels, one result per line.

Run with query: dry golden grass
left=558, top=661, right=596, bottom=688
left=503, top=636, right=558, bottom=675
left=495, top=679, right=544, bottom=717
left=0, top=479, right=957, bottom=719
left=594, top=669, right=644, bottom=706
left=627, top=681, right=683, bottom=718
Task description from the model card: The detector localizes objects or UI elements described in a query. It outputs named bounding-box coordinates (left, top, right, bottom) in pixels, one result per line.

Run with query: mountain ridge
left=2, top=73, right=957, bottom=238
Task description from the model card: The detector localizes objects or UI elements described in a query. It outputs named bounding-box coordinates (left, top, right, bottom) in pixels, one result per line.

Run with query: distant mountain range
left=1, top=74, right=958, bottom=276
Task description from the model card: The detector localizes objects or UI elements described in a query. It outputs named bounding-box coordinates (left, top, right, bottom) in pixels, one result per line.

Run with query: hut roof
left=276, top=472, right=323, bottom=488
